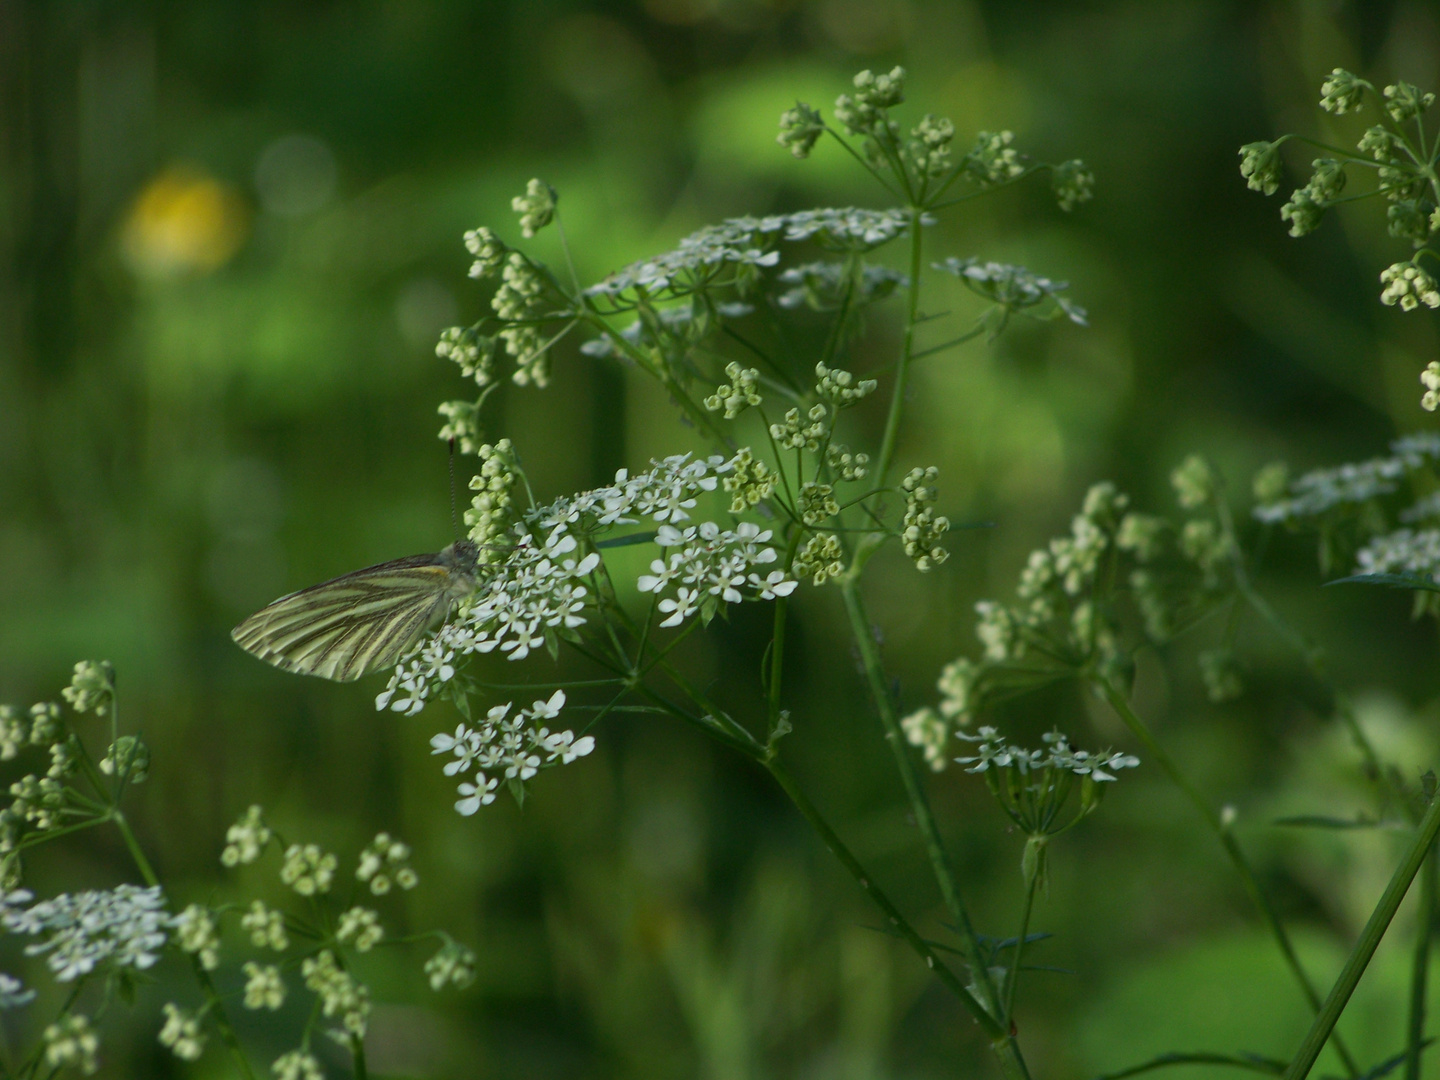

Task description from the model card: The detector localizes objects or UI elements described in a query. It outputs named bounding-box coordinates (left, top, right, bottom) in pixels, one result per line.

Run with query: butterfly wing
left=231, top=555, right=470, bottom=682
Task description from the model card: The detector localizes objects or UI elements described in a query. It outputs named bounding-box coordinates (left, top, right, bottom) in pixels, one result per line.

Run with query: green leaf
left=595, top=531, right=658, bottom=549
left=1325, top=572, right=1440, bottom=593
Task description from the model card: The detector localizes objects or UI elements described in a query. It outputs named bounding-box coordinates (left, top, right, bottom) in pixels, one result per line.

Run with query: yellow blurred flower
left=122, top=166, right=248, bottom=276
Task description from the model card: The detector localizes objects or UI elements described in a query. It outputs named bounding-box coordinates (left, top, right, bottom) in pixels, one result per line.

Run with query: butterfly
left=231, top=539, right=481, bottom=682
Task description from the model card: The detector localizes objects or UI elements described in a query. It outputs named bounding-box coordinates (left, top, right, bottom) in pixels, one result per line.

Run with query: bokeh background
left=5, top=0, right=1440, bottom=1076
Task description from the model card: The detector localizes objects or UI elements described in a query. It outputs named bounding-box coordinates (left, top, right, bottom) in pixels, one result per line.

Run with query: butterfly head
left=442, top=539, right=481, bottom=574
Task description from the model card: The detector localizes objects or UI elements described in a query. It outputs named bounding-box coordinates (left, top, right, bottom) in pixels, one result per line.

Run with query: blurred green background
left=5, top=0, right=1440, bottom=1076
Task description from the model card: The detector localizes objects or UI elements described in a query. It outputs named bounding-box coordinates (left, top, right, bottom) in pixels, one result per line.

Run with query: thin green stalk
left=1285, top=792, right=1440, bottom=1080
left=1406, top=838, right=1438, bottom=1080
left=351, top=1034, right=368, bottom=1080
left=841, top=580, right=1000, bottom=1017
left=763, top=760, right=1026, bottom=1074
left=110, top=811, right=257, bottom=1080
left=1096, top=677, right=1360, bottom=1079
left=1004, top=860, right=1041, bottom=1023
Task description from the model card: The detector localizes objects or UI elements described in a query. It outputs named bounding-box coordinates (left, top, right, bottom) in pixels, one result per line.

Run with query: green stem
left=352, top=1034, right=369, bottom=1080
left=1406, top=836, right=1438, bottom=1080
left=763, top=760, right=1019, bottom=1056
left=840, top=580, right=999, bottom=1017
left=1096, top=677, right=1360, bottom=1079
left=1285, top=792, right=1440, bottom=1080
left=110, top=811, right=257, bottom=1080
left=1004, top=857, right=1041, bottom=1023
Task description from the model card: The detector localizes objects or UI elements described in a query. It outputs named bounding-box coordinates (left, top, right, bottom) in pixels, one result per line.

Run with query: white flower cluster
left=1253, top=433, right=1440, bottom=523
left=578, top=301, right=754, bottom=360
left=530, top=452, right=733, bottom=531
left=934, top=257, right=1088, bottom=325
left=1, top=885, right=170, bottom=981
left=0, top=972, right=34, bottom=1008
left=637, top=522, right=798, bottom=627
left=584, top=209, right=930, bottom=301
left=431, top=690, right=594, bottom=815
left=955, top=727, right=1140, bottom=781
left=775, top=260, right=909, bottom=311
left=1355, top=528, right=1440, bottom=582
left=380, top=454, right=740, bottom=716
left=377, top=528, right=598, bottom=717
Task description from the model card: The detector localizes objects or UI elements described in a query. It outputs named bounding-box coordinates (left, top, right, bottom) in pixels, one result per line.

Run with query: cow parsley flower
left=0, top=973, right=34, bottom=1008
left=433, top=691, right=594, bottom=814
left=1356, top=528, right=1440, bottom=581
left=900, top=706, right=948, bottom=771
left=814, top=361, right=877, bottom=406
left=2, top=885, right=170, bottom=981
left=638, top=522, right=796, bottom=626
left=775, top=260, right=907, bottom=310
left=901, top=466, right=949, bottom=571
left=1381, top=261, right=1440, bottom=310
left=934, top=257, right=1087, bottom=325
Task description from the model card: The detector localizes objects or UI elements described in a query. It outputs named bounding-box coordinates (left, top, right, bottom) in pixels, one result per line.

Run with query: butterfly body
left=231, top=540, right=480, bottom=682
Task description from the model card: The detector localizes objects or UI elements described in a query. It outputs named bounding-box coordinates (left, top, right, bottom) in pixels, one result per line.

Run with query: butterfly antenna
left=448, top=437, right=461, bottom=541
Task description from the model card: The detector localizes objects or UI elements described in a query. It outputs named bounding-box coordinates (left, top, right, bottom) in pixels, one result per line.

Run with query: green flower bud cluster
left=792, top=533, right=844, bottom=585
left=99, top=734, right=149, bottom=784
left=45, top=1015, right=99, bottom=1075
left=900, top=467, right=949, bottom=571
left=1170, top=453, right=1215, bottom=509
left=493, top=254, right=554, bottom=387
left=815, top=361, right=876, bottom=406
left=1198, top=647, right=1244, bottom=703
left=1381, top=261, right=1440, bottom=310
left=1238, top=141, right=1282, bottom=195
left=159, top=1003, right=206, bottom=1060
left=356, top=831, right=418, bottom=894
left=965, top=130, right=1025, bottom=185
left=303, top=948, right=370, bottom=1038
left=1051, top=158, right=1095, bottom=211
left=1384, top=81, right=1435, bottom=123
left=1320, top=68, right=1368, bottom=114
left=834, top=66, right=906, bottom=140
left=426, top=939, right=477, bottom=990
left=909, top=113, right=955, bottom=177
left=777, top=102, right=824, bottom=159
left=438, top=399, right=484, bottom=454
left=770, top=405, right=828, bottom=451
left=1280, top=160, right=1346, bottom=238
left=704, top=361, right=762, bottom=418
left=61, top=661, right=113, bottom=716
left=1422, top=363, right=1440, bottom=413
left=466, top=438, right=518, bottom=550
left=435, top=325, right=497, bottom=388
left=798, top=482, right=839, bottom=527
left=511, top=178, right=556, bottom=238
left=280, top=843, right=337, bottom=897
left=825, top=443, right=869, bottom=481
left=336, top=905, right=384, bottom=951
left=175, top=903, right=221, bottom=970
left=723, top=448, right=776, bottom=512
left=242, top=962, right=286, bottom=1010
left=463, top=226, right=507, bottom=279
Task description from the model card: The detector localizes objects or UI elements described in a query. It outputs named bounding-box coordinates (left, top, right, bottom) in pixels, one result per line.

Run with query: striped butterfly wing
left=231, top=556, right=464, bottom=683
